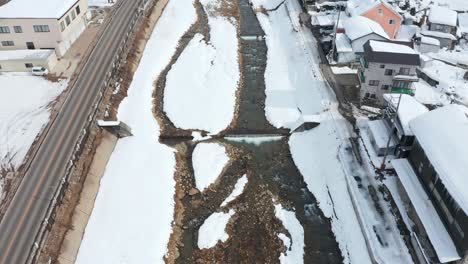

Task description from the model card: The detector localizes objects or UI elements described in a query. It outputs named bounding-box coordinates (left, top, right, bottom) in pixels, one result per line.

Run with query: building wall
left=408, top=140, right=468, bottom=256
left=428, top=22, right=457, bottom=35
left=359, top=61, right=417, bottom=105
left=0, top=0, right=88, bottom=56
left=0, top=52, right=58, bottom=72
left=362, top=4, right=402, bottom=39
left=419, top=43, right=440, bottom=53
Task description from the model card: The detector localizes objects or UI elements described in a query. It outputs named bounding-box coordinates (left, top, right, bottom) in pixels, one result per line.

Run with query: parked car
left=31, top=67, right=49, bottom=76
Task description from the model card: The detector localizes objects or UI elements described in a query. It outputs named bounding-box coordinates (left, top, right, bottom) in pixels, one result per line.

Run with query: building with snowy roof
left=425, top=6, right=458, bottom=49
left=346, top=0, right=402, bottom=39
left=402, top=104, right=468, bottom=262
left=358, top=40, right=419, bottom=106
left=0, top=49, right=58, bottom=72
left=341, top=16, right=389, bottom=57
left=0, top=0, right=88, bottom=57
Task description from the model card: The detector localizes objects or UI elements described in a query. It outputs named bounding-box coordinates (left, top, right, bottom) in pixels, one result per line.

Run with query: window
left=25, top=63, right=33, bottom=68
left=381, top=85, right=389, bottom=90
left=0, top=26, right=10, bottom=33
left=60, top=21, right=65, bottom=32
left=378, top=9, right=383, bottom=14
left=384, top=69, right=394, bottom=76
left=380, top=64, right=385, bottom=68
left=393, top=80, right=409, bottom=88
left=65, top=15, right=71, bottom=26
left=389, top=19, right=395, bottom=25
left=399, top=67, right=410, bottom=75
left=365, top=92, right=370, bottom=98
left=13, top=26, right=22, bottom=33
left=76, top=5, right=81, bottom=15
left=71, top=10, right=76, bottom=20
left=370, top=94, right=376, bottom=99
left=33, top=25, right=50, bottom=32
left=1, top=41, right=14, bottom=46
left=369, top=80, right=380, bottom=86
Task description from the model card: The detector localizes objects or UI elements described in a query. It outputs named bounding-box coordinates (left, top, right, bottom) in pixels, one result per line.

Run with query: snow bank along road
left=0, top=0, right=145, bottom=263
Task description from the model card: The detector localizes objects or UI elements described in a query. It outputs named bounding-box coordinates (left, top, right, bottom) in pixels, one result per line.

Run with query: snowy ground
left=75, top=1, right=197, bottom=263
left=274, top=204, right=305, bottom=264
left=0, top=73, right=67, bottom=170
left=192, top=142, right=229, bottom=191
left=198, top=209, right=235, bottom=249
left=253, top=0, right=413, bottom=263
left=163, top=2, right=239, bottom=134
left=220, top=174, right=247, bottom=207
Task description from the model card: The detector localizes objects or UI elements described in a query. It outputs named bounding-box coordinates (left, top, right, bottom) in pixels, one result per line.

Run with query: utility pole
left=379, top=93, right=403, bottom=172
left=329, top=8, right=341, bottom=63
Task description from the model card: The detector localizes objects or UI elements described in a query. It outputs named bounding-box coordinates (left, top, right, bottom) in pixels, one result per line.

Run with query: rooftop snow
left=343, top=16, right=389, bottom=41
left=391, top=159, right=460, bottom=263
left=396, top=25, right=419, bottom=41
left=0, top=0, right=78, bottom=19
left=432, top=0, right=468, bottom=12
left=420, top=30, right=457, bottom=41
left=409, top=105, right=468, bottom=215
left=335, top=33, right=352, bottom=52
left=369, top=40, right=416, bottom=54
left=420, top=36, right=440, bottom=46
left=429, top=6, right=458, bottom=27
left=367, top=119, right=396, bottom=150
left=0, top=49, right=54, bottom=61
left=383, top=94, right=428, bottom=136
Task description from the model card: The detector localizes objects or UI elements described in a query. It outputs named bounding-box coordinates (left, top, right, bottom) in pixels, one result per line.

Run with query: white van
left=31, top=67, right=49, bottom=76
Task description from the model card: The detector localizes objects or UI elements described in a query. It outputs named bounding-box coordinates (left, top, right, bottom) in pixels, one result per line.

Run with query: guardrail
left=26, top=0, right=155, bottom=262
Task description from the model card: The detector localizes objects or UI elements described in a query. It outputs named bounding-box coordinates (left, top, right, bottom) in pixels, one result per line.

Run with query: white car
left=31, top=67, right=49, bottom=76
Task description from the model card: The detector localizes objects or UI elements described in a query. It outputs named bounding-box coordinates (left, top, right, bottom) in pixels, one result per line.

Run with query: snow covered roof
left=369, top=40, right=416, bottom=54
left=347, top=0, right=401, bottom=18
left=383, top=94, right=428, bottom=136
left=314, top=14, right=336, bottom=27
left=396, top=25, right=419, bottom=41
left=420, top=30, right=457, bottom=41
left=420, top=36, right=440, bottom=46
left=335, top=33, right=352, bottom=52
left=409, top=105, right=468, bottom=215
left=432, top=0, right=468, bottom=12
left=429, top=6, right=458, bottom=27
left=0, top=49, right=54, bottom=61
left=343, top=16, right=389, bottom=41
left=368, top=119, right=396, bottom=149
left=364, top=40, right=419, bottom=65
left=0, top=0, right=79, bottom=19
left=391, top=159, right=460, bottom=263
left=459, top=13, right=468, bottom=34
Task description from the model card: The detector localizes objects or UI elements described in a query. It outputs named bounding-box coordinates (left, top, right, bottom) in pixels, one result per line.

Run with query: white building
left=342, top=16, right=389, bottom=55
left=0, top=0, right=88, bottom=57
left=0, top=49, right=58, bottom=72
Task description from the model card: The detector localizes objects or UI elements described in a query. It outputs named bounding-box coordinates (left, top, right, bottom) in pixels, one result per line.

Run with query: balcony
left=393, top=74, right=419, bottom=82
left=391, top=87, right=414, bottom=95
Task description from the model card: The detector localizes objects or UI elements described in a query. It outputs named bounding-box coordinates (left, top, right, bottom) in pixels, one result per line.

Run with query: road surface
left=0, top=0, right=144, bottom=263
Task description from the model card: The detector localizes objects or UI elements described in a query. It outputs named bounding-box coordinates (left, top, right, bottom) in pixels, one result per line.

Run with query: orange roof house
left=347, top=0, right=402, bottom=39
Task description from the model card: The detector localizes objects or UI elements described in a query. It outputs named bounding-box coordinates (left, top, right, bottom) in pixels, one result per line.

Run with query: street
left=0, top=0, right=144, bottom=263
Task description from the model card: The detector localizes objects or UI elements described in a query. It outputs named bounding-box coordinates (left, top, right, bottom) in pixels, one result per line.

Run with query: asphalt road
left=0, top=0, right=144, bottom=263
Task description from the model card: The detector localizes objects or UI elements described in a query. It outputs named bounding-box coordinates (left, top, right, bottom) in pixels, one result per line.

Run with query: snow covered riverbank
left=76, top=1, right=197, bottom=263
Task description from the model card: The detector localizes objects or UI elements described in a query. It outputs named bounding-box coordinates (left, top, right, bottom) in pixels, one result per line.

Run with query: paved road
left=0, top=0, right=144, bottom=263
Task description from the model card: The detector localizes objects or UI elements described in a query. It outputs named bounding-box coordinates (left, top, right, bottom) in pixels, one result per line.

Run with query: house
left=398, top=105, right=468, bottom=263
left=346, top=0, right=402, bottom=39
left=342, top=16, right=389, bottom=56
left=381, top=94, right=428, bottom=156
left=458, top=13, right=468, bottom=40
left=423, top=6, right=458, bottom=50
left=0, top=49, right=58, bottom=72
left=333, top=33, right=355, bottom=64
left=418, top=36, right=440, bottom=53
left=0, top=0, right=88, bottom=57
left=358, top=40, right=419, bottom=106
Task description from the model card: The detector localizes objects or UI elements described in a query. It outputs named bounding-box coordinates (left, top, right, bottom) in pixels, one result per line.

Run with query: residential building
left=358, top=40, right=419, bottom=106
left=340, top=16, right=389, bottom=62
left=346, top=0, right=402, bottom=39
left=0, top=49, right=58, bottom=72
left=419, top=36, right=440, bottom=53
left=0, top=0, right=88, bottom=57
left=401, top=105, right=468, bottom=263
left=423, top=6, right=458, bottom=50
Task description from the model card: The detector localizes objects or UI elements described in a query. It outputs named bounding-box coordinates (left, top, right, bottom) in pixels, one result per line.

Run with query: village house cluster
left=0, top=0, right=89, bottom=72
left=306, top=0, right=468, bottom=263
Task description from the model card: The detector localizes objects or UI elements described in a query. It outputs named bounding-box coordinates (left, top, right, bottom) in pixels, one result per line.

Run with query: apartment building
left=0, top=0, right=88, bottom=57
left=358, top=40, right=420, bottom=106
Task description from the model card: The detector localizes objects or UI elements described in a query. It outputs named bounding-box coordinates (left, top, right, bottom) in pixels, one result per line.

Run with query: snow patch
left=221, top=174, right=248, bottom=207
left=198, top=209, right=235, bottom=249
left=193, top=142, right=229, bottom=191
left=274, top=204, right=304, bottom=264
